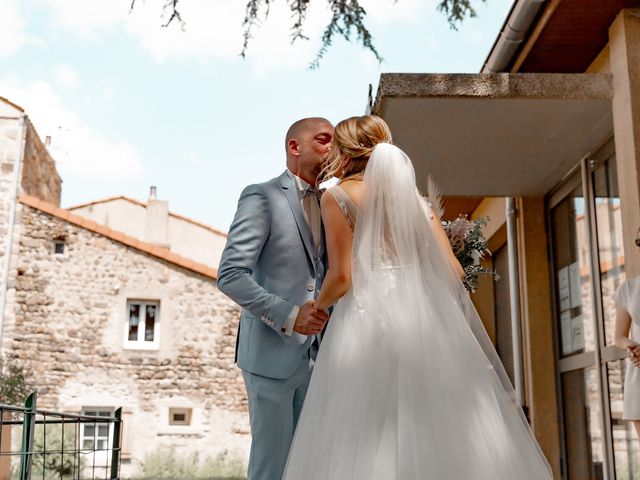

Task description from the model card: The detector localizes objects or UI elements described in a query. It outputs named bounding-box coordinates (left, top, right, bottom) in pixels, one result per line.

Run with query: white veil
left=354, top=142, right=516, bottom=398
left=284, top=143, right=552, bottom=479
left=350, top=143, right=552, bottom=477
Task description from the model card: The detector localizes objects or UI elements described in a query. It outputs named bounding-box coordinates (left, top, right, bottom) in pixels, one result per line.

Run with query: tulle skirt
left=283, top=266, right=552, bottom=479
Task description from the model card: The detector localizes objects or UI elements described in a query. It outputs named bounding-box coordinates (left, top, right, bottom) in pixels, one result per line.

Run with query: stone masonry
left=0, top=101, right=61, bottom=333
left=20, top=118, right=61, bottom=206
left=0, top=97, right=250, bottom=477
left=2, top=202, right=249, bottom=476
left=0, top=107, right=23, bottom=308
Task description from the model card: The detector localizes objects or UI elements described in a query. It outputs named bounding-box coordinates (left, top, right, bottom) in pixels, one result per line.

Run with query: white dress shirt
left=282, top=170, right=322, bottom=336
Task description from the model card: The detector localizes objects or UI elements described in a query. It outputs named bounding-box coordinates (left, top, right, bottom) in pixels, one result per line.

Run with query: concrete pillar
left=517, top=197, right=561, bottom=478
left=610, top=9, right=640, bottom=277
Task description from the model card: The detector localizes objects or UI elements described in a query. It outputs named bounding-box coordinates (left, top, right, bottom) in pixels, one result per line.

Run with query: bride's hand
left=312, top=300, right=330, bottom=316
left=294, top=300, right=329, bottom=335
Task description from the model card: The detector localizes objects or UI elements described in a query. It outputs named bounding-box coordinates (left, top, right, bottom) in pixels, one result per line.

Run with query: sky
left=0, top=0, right=513, bottom=232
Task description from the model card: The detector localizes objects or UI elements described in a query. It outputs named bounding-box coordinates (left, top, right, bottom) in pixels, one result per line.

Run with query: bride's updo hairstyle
left=320, top=115, right=392, bottom=182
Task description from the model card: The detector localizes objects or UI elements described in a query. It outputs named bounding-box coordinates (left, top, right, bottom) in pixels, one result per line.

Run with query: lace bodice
left=326, top=185, right=358, bottom=231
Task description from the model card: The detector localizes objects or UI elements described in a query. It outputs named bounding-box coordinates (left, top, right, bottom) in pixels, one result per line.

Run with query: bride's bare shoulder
left=337, top=179, right=365, bottom=206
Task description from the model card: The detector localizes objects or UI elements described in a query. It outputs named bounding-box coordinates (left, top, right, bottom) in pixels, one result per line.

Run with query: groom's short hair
left=285, top=117, right=332, bottom=148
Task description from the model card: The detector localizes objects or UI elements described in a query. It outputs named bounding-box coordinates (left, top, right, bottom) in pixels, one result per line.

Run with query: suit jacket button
left=281, top=327, right=286, bottom=333
left=307, top=284, right=314, bottom=292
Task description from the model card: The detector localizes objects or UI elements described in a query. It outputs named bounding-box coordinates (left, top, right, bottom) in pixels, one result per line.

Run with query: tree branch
left=309, top=0, right=380, bottom=70
left=131, top=0, right=185, bottom=30
left=132, top=0, right=485, bottom=67
left=241, top=0, right=274, bottom=58
left=437, top=0, right=485, bottom=30
left=290, top=0, right=311, bottom=42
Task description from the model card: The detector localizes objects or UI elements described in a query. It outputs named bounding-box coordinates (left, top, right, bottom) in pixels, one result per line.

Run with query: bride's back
left=336, top=179, right=365, bottom=212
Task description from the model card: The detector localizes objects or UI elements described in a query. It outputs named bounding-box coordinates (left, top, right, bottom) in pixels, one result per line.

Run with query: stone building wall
left=2, top=203, right=249, bottom=475
left=0, top=108, right=61, bottom=330
left=0, top=112, right=23, bottom=326
left=20, top=118, right=61, bottom=206
left=0, top=103, right=22, bottom=480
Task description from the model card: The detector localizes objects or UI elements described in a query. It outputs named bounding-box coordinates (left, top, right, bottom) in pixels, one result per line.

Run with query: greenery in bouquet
left=442, top=215, right=499, bottom=293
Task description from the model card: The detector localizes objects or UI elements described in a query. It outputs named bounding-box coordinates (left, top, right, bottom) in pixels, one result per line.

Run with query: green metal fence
left=0, top=392, right=122, bottom=479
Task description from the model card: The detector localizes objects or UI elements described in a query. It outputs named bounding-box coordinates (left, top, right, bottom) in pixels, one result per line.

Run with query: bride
left=282, top=115, right=553, bottom=479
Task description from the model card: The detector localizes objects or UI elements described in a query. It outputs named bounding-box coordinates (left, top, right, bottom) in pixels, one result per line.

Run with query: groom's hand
left=293, top=300, right=329, bottom=335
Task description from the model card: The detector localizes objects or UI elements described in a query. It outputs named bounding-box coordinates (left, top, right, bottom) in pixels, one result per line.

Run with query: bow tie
left=303, top=186, right=323, bottom=200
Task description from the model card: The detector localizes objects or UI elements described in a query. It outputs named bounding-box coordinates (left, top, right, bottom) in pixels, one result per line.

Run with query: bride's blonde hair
left=319, top=115, right=392, bottom=182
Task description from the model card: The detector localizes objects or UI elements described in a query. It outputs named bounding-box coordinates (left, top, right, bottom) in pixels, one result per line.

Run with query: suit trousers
left=242, top=350, right=312, bottom=480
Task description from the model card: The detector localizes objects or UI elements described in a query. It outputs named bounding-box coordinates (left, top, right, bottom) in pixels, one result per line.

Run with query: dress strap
left=325, top=185, right=358, bottom=230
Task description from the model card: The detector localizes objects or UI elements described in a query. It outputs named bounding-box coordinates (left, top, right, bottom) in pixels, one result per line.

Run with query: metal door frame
left=546, top=138, right=620, bottom=480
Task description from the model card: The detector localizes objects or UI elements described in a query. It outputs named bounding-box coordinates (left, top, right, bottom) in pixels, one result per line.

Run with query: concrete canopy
left=371, top=73, right=613, bottom=197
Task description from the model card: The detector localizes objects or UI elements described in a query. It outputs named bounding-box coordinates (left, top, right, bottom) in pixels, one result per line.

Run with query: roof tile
left=18, top=195, right=217, bottom=280
left=93, top=224, right=112, bottom=237
left=37, top=201, right=56, bottom=215
left=110, top=231, right=125, bottom=242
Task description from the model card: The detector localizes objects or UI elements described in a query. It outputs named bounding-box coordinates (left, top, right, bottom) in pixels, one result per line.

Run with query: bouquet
left=442, top=215, right=499, bottom=293
left=424, top=177, right=499, bottom=293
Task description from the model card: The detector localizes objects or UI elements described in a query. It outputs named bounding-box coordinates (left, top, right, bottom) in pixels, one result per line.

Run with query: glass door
left=550, top=172, right=605, bottom=479
left=592, top=152, right=639, bottom=479
left=549, top=140, right=633, bottom=480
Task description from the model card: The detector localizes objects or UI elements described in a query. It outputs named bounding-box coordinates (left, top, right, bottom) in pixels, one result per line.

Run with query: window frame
left=53, top=240, right=65, bottom=255
left=79, top=408, right=114, bottom=456
left=168, top=407, right=193, bottom=426
left=157, top=403, right=203, bottom=436
left=123, top=299, right=161, bottom=350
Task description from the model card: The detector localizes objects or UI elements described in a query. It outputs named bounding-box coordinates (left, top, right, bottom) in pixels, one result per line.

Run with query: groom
left=218, top=117, right=334, bottom=480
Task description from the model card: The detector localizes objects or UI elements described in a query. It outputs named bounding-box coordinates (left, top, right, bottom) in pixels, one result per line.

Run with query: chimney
left=144, top=186, right=170, bottom=248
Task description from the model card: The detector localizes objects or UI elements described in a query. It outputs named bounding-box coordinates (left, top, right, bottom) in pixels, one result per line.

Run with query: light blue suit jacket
left=218, top=171, right=326, bottom=380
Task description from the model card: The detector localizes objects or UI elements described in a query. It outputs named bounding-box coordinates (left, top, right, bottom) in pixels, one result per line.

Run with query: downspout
left=506, top=197, right=525, bottom=407
left=481, top=0, right=546, bottom=73
left=0, top=114, right=26, bottom=350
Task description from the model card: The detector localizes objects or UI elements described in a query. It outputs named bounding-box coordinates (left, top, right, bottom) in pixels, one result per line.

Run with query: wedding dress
left=282, top=143, right=553, bottom=479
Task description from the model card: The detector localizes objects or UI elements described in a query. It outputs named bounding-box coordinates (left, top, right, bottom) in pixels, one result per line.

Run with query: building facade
left=0, top=96, right=249, bottom=478
left=372, top=3, right=640, bottom=479
left=68, top=192, right=228, bottom=271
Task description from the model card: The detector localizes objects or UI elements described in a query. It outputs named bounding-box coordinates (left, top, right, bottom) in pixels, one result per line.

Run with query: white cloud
left=122, top=0, right=336, bottom=72
left=35, top=0, right=429, bottom=72
left=35, top=0, right=129, bottom=39
left=124, top=0, right=246, bottom=63
left=0, top=78, right=144, bottom=180
left=239, top=1, right=333, bottom=74
left=0, top=0, right=33, bottom=57
left=54, top=64, right=81, bottom=88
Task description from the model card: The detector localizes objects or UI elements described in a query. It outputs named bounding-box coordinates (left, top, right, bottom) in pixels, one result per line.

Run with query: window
left=157, top=404, right=201, bottom=435
left=168, top=408, right=192, bottom=426
left=53, top=240, right=65, bottom=254
left=81, top=409, right=113, bottom=451
left=125, top=300, right=160, bottom=349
